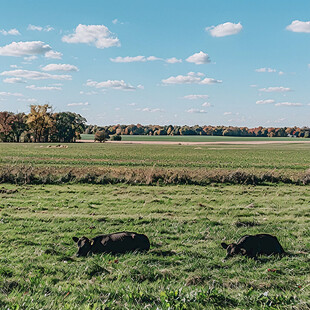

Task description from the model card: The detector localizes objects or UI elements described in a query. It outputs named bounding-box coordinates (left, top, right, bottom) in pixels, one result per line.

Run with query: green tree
left=53, top=112, right=86, bottom=142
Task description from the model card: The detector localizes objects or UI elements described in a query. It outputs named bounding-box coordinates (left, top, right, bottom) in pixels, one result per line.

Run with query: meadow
left=0, top=142, right=309, bottom=309
left=80, top=134, right=298, bottom=142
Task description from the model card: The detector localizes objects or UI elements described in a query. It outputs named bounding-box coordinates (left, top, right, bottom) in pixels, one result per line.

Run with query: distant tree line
left=0, top=105, right=86, bottom=142
left=85, top=124, right=310, bottom=138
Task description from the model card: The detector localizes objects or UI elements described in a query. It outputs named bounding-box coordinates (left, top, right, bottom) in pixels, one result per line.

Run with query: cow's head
left=72, top=236, right=93, bottom=257
left=221, top=242, right=246, bottom=259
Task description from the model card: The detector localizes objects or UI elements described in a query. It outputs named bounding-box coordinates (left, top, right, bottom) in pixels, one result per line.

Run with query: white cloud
left=165, top=57, right=182, bottom=63
left=128, top=102, right=137, bottom=106
left=255, top=67, right=276, bottom=73
left=26, top=85, right=62, bottom=91
left=202, top=102, right=212, bottom=107
left=256, top=99, right=275, bottom=104
left=278, top=71, right=284, bottom=75
left=0, top=41, right=51, bottom=57
left=1, top=69, right=71, bottom=80
left=162, top=72, right=222, bottom=84
left=86, top=79, right=137, bottom=90
left=206, top=22, right=242, bottom=37
left=286, top=20, right=310, bottom=33
left=147, top=56, right=162, bottom=61
left=62, top=24, right=120, bottom=49
left=275, top=102, right=303, bottom=107
left=142, top=108, right=163, bottom=112
left=110, top=56, right=146, bottom=63
left=17, top=98, right=38, bottom=103
left=42, top=64, right=79, bottom=72
left=24, top=55, right=38, bottom=62
left=186, top=51, right=210, bottom=64
left=250, top=84, right=257, bottom=88
left=187, top=108, right=207, bottom=113
left=3, top=77, right=26, bottom=84
left=110, top=55, right=181, bottom=63
left=10, top=65, right=20, bottom=68
left=0, top=91, right=23, bottom=97
left=112, top=19, right=118, bottom=25
left=0, top=28, right=20, bottom=36
left=45, top=50, right=63, bottom=59
left=224, top=112, right=232, bottom=115
left=183, top=94, right=209, bottom=100
left=68, top=102, right=89, bottom=106
left=80, top=90, right=98, bottom=95
left=27, top=24, right=54, bottom=32
left=259, top=86, right=291, bottom=92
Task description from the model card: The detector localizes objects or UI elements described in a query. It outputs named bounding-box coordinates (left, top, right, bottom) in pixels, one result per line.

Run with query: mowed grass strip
left=0, top=183, right=309, bottom=309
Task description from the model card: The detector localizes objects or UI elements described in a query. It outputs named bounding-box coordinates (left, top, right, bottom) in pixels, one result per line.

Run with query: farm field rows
left=0, top=183, right=309, bottom=309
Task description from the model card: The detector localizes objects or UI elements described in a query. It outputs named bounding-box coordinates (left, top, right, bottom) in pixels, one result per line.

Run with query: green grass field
left=0, top=183, right=309, bottom=309
left=0, top=142, right=309, bottom=309
left=80, top=134, right=300, bottom=142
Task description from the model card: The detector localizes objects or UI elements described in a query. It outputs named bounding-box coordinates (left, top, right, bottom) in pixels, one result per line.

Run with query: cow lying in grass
left=221, top=234, right=285, bottom=260
left=72, top=232, right=150, bottom=257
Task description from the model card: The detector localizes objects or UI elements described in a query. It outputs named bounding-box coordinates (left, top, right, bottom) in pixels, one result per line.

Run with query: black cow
left=72, top=231, right=150, bottom=257
left=221, top=234, right=285, bottom=259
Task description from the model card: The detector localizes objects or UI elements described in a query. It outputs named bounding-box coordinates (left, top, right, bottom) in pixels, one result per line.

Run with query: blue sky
left=0, top=0, right=309, bottom=126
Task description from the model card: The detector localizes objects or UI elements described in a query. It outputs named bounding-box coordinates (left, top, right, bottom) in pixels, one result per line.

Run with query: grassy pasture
left=0, top=183, right=309, bottom=309
left=0, top=142, right=309, bottom=309
left=0, top=143, right=310, bottom=184
left=80, top=134, right=299, bottom=142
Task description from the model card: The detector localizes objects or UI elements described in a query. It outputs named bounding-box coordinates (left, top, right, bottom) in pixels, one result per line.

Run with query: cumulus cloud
left=187, top=108, right=207, bottom=113
left=206, top=22, right=242, bottom=37
left=286, top=20, right=310, bottom=33
left=275, top=102, right=303, bottom=107
left=259, top=86, right=291, bottom=92
left=0, top=28, right=20, bottom=36
left=0, top=41, right=51, bottom=57
left=165, top=57, right=182, bottom=63
left=45, top=50, right=63, bottom=59
left=68, top=102, right=89, bottom=106
left=224, top=112, right=232, bottom=115
left=183, top=94, right=209, bottom=100
left=62, top=24, right=120, bottom=49
left=256, top=99, right=275, bottom=104
left=80, top=90, right=98, bottom=95
left=255, top=67, right=276, bottom=73
left=27, top=24, right=54, bottom=32
left=162, top=72, right=222, bottom=85
left=202, top=102, right=212, bottom=107
left=0, top=91, right=23, bottom=97
left=42, top=64, right=79, bottom=72
left=186, top=51, right=210, bottom=64
left=1, top=69, right=71, bottom=80
left=86, top=79, right=137, bottom=91
left=26, top=85, right=62, bottom=90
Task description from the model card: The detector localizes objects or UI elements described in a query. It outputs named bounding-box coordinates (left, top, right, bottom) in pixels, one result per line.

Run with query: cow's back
left=99, top=232, right=150, bottom=254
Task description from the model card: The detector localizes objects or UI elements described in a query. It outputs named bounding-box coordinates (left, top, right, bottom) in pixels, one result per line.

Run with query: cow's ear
left=221, top=242, right=228, bottom=249
left=240, top=248, right=247, bottom=255
left=72, top=237, right=79, bottom=243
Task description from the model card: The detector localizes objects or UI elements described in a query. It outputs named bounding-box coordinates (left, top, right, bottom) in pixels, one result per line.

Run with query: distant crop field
left=0, top=183, right=309, bottom=309
left=0, top=142, right=310, bottom=185
left=80, top=134, right=299, bottom=142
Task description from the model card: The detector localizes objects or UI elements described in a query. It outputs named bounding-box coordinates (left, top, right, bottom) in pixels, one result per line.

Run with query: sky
left=0, top=0, right=310, bottom=127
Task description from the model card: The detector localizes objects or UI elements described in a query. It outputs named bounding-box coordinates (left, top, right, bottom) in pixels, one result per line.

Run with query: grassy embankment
left=0, top=183, right=309, bottom=309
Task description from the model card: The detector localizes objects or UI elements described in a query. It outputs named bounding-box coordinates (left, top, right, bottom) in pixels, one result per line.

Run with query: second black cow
left=221, top=233, right=285, bottom=259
